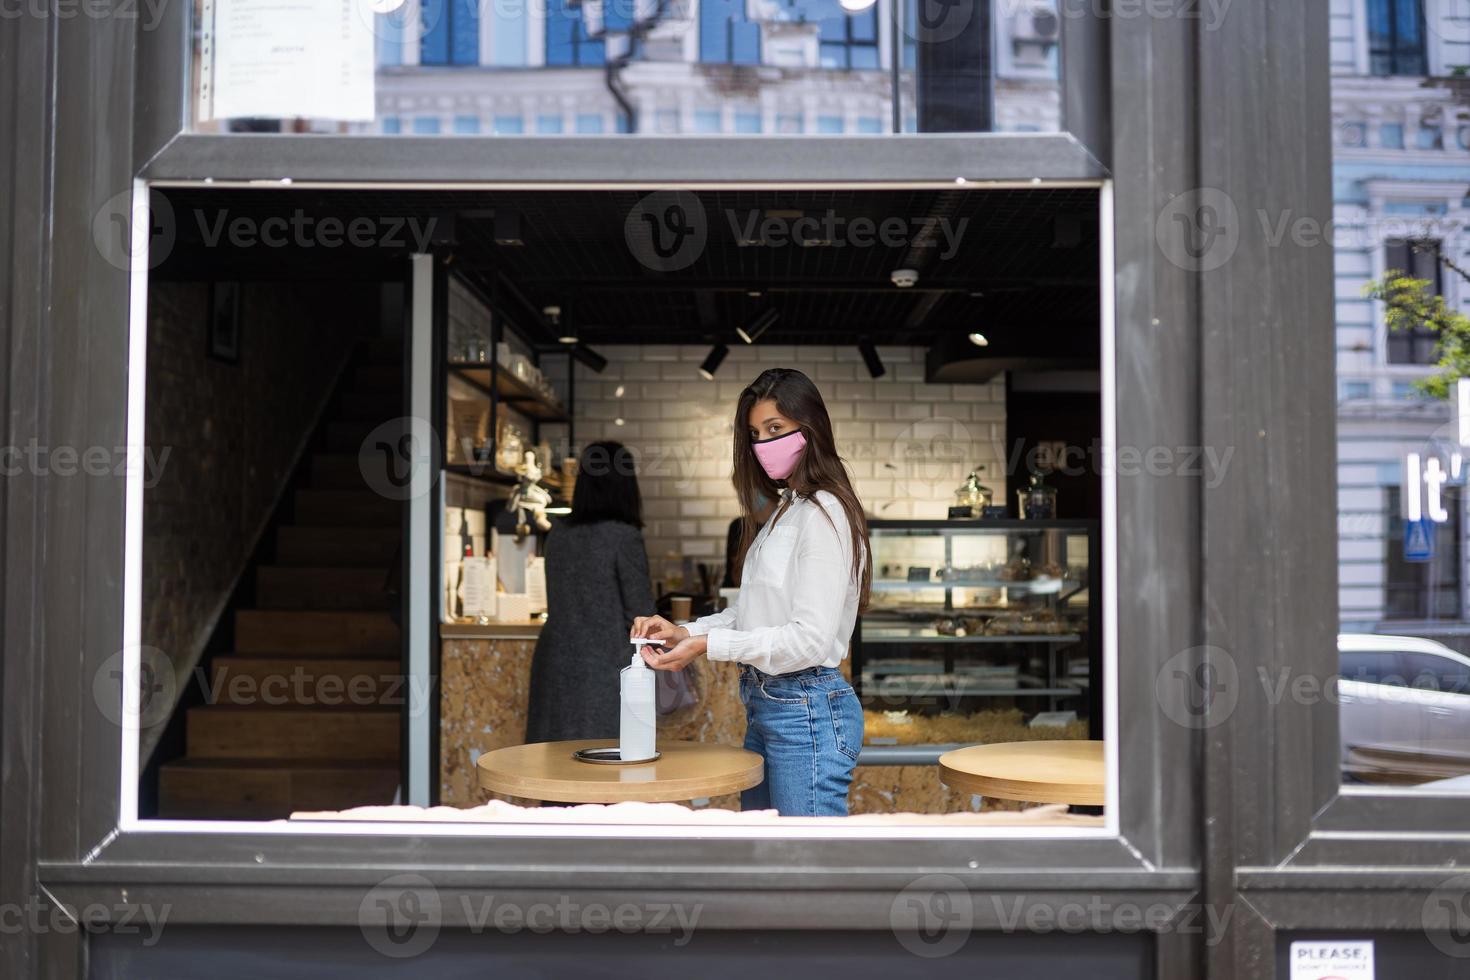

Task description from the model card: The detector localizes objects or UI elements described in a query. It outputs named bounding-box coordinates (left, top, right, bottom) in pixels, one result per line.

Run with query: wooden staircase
left=158, top=342, right=407, bottom=819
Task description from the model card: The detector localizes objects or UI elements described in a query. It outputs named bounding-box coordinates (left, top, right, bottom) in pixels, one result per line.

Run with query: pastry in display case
left=856, top=519, right=1100, bottom=741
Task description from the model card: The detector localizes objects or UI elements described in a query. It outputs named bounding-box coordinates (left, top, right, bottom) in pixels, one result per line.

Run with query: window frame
left=24, top=0, right=1188, bottom=899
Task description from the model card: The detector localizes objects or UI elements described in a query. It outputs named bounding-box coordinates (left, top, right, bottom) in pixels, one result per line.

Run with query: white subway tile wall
left=574, top=345, right=1007, bottom=567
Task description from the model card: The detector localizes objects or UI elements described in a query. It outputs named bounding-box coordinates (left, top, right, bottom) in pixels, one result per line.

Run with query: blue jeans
left=738, top=665, right=864, bottom=816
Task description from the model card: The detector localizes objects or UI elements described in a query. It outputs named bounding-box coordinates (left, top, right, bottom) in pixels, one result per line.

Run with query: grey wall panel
left=88, top=925, right=1154, bottom=979
left=1197, top=0, right=1337, bottom=868
left=142, top=134, right=1109, bottom=185
left=2, top=5, right=65, bottom=979
left=43, top=0, right=139, bottom=865
left=1106, top=0, right=1202, bottom=875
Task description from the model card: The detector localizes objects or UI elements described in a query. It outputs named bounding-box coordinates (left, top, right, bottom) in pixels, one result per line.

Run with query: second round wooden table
left=477, top=739, right=764, bottom=804
left=938, top=740, right=1105, bottom=806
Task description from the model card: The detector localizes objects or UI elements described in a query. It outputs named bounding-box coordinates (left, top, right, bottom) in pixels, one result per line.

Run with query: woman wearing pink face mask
left=632, top=368, right=872, bottom=816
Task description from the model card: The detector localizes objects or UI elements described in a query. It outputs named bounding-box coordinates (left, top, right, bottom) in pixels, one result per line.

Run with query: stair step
left=185, top=706, right=399, bottom=760
left=307, top=455, right=405, bottom=493
left=295, top=488, right=400, bottom=526
left=158, top=758, right=399, bottom=820
left=206, top=657, right=405, bottom=708
left=338, top=391, right=401, bottom=422
left=363, top=337, right=403, bottom=363
left=256, top=566, right=392, bottom=610
left=324, top=420, right=380, bottom=454
left=276, top=526, right=400, bottom=567
left=354, top=364, right=401, bottom=391
left=235, top=610, right=399, bottom=656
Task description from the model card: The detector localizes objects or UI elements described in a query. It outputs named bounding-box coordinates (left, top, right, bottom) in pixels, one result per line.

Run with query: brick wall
left=141, top=281, right=377, bottom=759
left=572, top=344, right=1006, bottom=570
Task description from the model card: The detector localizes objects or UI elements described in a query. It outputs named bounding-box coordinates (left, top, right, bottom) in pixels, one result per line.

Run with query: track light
left=859, top=339, right=886, bottom=379
left=544, top=305, right=577, bottom=344
left=494, top=210, right=523, bottom=246
left=573, top=344, right=608, bottom=373
left=698, top=343, right=729, bottom=380
left=737, top=308, right=779, bottom=345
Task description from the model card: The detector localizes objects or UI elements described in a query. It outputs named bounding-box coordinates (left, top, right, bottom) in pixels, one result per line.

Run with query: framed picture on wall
left=207, top=281, right=241, bottom=364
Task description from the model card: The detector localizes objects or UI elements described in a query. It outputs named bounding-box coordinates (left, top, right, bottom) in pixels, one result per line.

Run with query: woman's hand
left=631, top=615, right=688, bottom=646
left=639, top=634, right=707, bottom=671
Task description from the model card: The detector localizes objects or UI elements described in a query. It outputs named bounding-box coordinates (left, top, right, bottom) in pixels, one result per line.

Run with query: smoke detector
left=890, top=268, right=919, bottom=288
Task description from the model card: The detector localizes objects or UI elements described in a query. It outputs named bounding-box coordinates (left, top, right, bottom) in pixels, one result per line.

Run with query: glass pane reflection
left=191, top=0, right=1062, bottom=135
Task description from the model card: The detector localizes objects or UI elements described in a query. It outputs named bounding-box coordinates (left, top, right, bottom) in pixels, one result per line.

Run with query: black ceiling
left=154, top=187, right=1100, bottom=348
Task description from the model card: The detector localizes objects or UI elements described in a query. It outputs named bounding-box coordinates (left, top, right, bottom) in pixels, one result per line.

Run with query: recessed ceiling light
left=968, top=332, right=989, bottom=347
left=558, top=335, right=578, bottom=344
left=614, top=385, right=625, bottom=398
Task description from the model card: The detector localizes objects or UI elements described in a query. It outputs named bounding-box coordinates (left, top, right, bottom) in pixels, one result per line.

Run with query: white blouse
left=684, top=490, right=862, bottom=675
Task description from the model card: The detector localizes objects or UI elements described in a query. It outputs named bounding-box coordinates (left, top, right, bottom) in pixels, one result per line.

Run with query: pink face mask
left=752, top=429, right=807, bottom=481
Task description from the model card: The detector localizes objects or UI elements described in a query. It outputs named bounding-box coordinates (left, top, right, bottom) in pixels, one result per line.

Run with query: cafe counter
left=438, top=621, right=1035, bottom=814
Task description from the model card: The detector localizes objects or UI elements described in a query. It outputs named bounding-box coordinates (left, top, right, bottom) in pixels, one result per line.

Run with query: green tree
left=1364, top=252, right=1470, bottom=399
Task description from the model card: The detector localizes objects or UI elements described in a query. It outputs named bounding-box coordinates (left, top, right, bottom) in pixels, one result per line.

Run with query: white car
left=1338, top=633, right=1470, bottom=784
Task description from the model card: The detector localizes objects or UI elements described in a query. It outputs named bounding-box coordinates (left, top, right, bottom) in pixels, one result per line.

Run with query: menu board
left=205, top=0, right=376, bottom=122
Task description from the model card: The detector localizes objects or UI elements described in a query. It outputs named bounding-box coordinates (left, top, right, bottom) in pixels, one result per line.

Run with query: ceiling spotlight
left=573, top=344, right=608, bottom=373
left=699, top=343, right=729, bottom=380
left=494, top=210, right=523, bottom=246
left=891, top=268, right=919, bottom=288
left=614, top=385, right=626, bottom=398
left=737, top=308, right=779, bottom=345
left=839, top=0, right=877, bottom=11
left=968, top=332, right=990, bottom=347
left=544, top=305, right=577, bottom=344
left=859, top=339, right=886, bottom=379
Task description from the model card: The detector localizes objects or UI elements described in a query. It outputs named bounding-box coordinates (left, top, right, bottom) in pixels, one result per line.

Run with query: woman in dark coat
left=525, top=441, right=656, bottom=742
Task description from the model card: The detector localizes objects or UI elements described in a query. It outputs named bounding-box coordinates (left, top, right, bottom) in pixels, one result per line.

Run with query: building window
left=1367, top=0, right=1427, bottom=76
left=816, top=115, right=844, bottom=133
left=701, top=0, right=761, bottom=63
left=734, top=111, right=762, bottom=133
left=1342, top=379, right=1371, bottom=400
left=537, top=115, right=565, bottom=134
left=492, top=115, right=525, bottom=134
left=1384, top=239, right=1443, bottom=365
left=575, top=113, right=605, bottom=133
left=412, top=116, right=443, bottom=134
left=815, top=0, right=879, bottom=69
left=421, top=0, right=480, bottom=66
left=452, top=115, right=481, bottom=134
left=1384, top=486, right=1463, bottom=620
left=776, top=113, right=804, bottom=133
left=693, top=109, right=723, bottom=133
left=546, top=0, right=611, bottom=66
left=380, top=116, right=402, bottom=134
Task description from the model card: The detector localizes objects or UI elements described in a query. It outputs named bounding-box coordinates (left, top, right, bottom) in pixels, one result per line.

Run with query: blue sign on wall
left=1403, top=518, right=1435, bottom=563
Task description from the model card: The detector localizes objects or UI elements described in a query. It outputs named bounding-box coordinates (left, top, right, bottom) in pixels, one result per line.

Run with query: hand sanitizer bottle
left=619, top=652, right=657, bottom=762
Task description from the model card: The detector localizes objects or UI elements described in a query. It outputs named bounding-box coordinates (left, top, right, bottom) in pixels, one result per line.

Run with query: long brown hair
left=731, top=368, right=872, bottom=611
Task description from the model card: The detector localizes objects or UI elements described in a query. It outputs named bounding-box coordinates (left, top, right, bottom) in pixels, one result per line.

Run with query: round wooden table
left=938, top=740, right=1105, bottom=806
left=477, top=739, right=764, bottom=804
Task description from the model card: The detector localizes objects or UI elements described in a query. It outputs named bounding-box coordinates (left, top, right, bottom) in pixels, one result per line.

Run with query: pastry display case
left=856, top=519, right=1100, bottom=739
